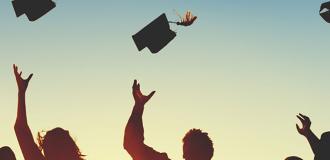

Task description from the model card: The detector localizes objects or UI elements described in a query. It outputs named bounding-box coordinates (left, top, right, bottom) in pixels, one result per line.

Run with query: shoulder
left=144, top=145, right=171, bottom=160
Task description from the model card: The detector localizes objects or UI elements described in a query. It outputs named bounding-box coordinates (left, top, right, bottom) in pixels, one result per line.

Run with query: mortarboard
left=132, top=13, right=176, bottom=54
left=12, top=0, right=56, bottom=21
left=320, top=1, right=330, bottom=23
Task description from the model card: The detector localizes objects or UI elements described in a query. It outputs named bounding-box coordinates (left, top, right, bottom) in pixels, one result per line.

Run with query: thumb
left=27, top=74, right=33, bottom=82
left=296, top=124, right=302, bottom=133
left=147, top=91, right=156, bottom=100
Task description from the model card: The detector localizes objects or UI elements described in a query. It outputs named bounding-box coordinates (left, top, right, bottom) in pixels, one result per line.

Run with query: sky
left=1, top=0, right=330, bottom=160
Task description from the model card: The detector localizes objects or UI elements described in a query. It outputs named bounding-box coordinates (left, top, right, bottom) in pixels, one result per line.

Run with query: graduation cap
left=132, top=13, right=176, bottom=54
left=320, top=1, right=330, bottom=23
left=12, top=0, right=56, bottom=21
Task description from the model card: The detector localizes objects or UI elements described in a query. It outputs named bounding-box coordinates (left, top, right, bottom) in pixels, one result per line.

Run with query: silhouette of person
left=296, top=113, right=330, bottom=160
left=0, top=146, right=16, bottom=160
left=124, top=80, right=214, bottom=160
left=13, top=64, right=85, bottom=160
left=285, top=156, right=303, bottom=160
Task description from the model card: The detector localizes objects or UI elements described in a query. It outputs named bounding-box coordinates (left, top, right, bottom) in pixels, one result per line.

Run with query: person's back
left=0, top=146, right=16, bottom=160
left=314, top=132, right=330, bottom=160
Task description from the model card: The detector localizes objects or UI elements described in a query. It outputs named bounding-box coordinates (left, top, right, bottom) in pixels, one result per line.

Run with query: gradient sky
left=1, top=0, right=330, bottom=160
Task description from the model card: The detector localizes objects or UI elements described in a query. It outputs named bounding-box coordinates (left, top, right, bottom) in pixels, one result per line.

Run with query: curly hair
left=285, top=156, right=303, bottom=160
left=0, top=146, right=16, bottom=160
left=37, top=127, right=85, bottom=160
left=182, top=129, right=214, bottom=160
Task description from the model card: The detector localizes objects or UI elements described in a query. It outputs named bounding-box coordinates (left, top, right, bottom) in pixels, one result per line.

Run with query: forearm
left=130, top=103, right=144, bottom=121
left=15, top=92, right=28, bottom=126
left=124, top=104, right=145, bottom=149
left=305, top=130, right=320, bottom=155
left=14, top=119, right=44, bottom=160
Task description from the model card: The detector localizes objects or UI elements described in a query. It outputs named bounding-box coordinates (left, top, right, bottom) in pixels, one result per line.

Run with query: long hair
left=37, top=127, right=85, bottom=160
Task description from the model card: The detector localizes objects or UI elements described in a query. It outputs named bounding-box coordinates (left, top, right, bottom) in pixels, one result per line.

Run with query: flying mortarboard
left=132, top=13, right=176, bottom=54
left=12, top=0, right=56, bottom=21
left=320, top=1, right=330, bottom=23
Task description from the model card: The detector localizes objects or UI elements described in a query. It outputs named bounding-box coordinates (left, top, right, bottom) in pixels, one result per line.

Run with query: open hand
left=177, top=11, right=197, bottom=26
left=296, top=113, right=311, bottom=136
left=132, top=80, right=155, bottom=106
left=13, top=64, right=33, bottom=93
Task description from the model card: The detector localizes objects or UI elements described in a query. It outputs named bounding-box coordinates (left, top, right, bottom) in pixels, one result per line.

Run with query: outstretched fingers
left=13, top=64, right=33, bottom=81
left=13, top=64, right=19, bottom=77
left=13, top=64, right=17, bottom=72
left=296, top=115, right=305, bottom=133
left=299, top=113, right=310, bottom=121
left=133, top=80, right=141, bottom=90
left=133, top=79, right=143, bottom=95
left=297, top=115, right=305, bottom=124
left=296, top=124, right=302, bottom=132
left=13, top=64, right=24, bottom=79
left=133, top=79, right=138, bottom=89
left=13, top=64, right=34, bottom=94
left=132, top=79, right=156, bottom=105
left=297, top=113, right=311, bottom=126
left=295, top=113, right=312, bottom=136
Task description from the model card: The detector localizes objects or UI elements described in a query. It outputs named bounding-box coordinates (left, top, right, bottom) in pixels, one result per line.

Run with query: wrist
left=304, top=129, right=313, bottom=137
left=134, top=102, right=145, bottom=107
left=133, top=103, right=144, bottom=114
left=18, top=91, right=26, bottom=95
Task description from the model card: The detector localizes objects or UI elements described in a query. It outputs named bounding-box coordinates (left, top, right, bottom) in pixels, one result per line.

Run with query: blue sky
left=0, top=0, right=330, bottom=160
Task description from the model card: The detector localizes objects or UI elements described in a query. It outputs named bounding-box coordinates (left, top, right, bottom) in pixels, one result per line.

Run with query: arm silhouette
left=124, top=80, right=170, bottom=160
left=13, top=65, right=44, bottom=160
left=296, top=113, right=320, bottom=155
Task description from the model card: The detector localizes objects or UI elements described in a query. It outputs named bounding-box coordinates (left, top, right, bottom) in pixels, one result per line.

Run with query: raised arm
left=13, top=64, right=44, bottom=160
left=296, top=113, right=320, bottom=155
left=124, top=80, right=170, bottom=160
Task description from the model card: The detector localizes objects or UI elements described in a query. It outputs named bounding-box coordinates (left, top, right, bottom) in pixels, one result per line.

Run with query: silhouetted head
left=182, top=129, right=214, bottom=160
left=285, top=156, right=303, bottom=160
left=37, top=127, right=84, bottom=160
left=314, top=132, right=330, bottom=160
left=0, top=146, right=16, bottom=160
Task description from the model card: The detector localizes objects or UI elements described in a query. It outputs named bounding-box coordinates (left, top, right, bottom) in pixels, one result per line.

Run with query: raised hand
left=132, top=80, right=155, bottom=106
left=177, top=11, right=197, bottom=26
left=13, top=64, right=33, bottom=93
left=296, top=113, right=312, bottom=136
